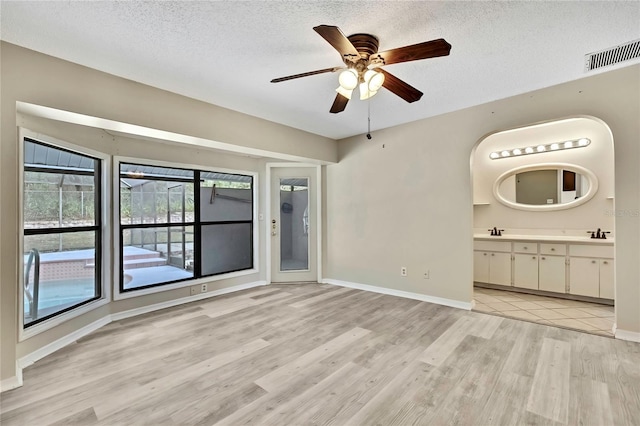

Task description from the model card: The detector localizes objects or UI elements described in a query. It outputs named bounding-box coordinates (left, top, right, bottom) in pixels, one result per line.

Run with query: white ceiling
left=1, top=1, right=639, bottom=140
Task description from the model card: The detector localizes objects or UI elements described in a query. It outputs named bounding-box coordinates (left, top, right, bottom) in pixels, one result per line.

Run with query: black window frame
left=119, top=163, right=254, bottom=293
left=23, top=137, right=103, bottom=328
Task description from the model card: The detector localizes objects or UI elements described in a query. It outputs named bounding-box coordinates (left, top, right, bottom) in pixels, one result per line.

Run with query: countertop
left=473, top=234, right=614, bottom=244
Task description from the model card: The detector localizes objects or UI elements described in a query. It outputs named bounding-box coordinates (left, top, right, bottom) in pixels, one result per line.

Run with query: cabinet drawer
left=514, top=242, right=538, bottom=254
left=540, top=243, right=566, bottom=255
left=474, top=241, right=511, bottom=252
left=569, top=244, right=614, bottom=258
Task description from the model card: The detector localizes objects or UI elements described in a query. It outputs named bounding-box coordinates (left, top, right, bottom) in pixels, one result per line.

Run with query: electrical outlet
left=423, top=270, right=430, bottom=279
left=190, top=286, right=198, bottom=295
left=401, top=266, right=407, bottom=277
left=201, top=283, right=208, bottom=293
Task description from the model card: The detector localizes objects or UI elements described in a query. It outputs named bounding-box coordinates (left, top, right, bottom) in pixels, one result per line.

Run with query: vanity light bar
left=490, top=138, right=590, bottom=160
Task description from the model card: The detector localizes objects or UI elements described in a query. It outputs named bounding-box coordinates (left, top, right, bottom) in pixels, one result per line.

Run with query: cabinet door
left=473, top=251, right=490, bottom=283
left=489, top=252, right=512, bottom=286
left=514, top=253, right=539, bottom=289
left=539, top=255, right=566, bottom=293
left=599, top=259, right=614, bottom=299
left=569, top=257, right=599, bottom=297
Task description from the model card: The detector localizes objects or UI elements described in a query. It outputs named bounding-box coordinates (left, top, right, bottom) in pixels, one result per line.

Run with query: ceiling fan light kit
left=336, top=68, right=385, bottom=100
left=271, top=25, right=451, bottom=114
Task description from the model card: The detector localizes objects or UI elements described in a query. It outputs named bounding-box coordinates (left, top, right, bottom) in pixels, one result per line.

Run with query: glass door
left=270, top=167, right=317, bottom=282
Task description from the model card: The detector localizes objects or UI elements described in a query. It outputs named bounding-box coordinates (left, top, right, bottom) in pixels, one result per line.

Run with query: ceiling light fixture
left=337, top=67, right=385, bottom=101
left=336, top=69, right=358, bottom=99
left=359, top=69, right=385, bottom=100
left=489, top=138, right=591, bottom=160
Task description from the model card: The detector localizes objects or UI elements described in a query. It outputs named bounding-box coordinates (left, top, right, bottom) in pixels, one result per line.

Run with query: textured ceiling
left=1, top=1, right=639, bottom=140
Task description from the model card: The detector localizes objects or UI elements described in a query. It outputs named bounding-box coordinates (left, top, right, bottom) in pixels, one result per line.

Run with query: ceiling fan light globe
left=338, top=69, right=358, bottom=90
left=359, top=82, right=378, bottom=100
left=336, top=86, right=353, bottom=100
left=364, top=70, right=385, bottom=92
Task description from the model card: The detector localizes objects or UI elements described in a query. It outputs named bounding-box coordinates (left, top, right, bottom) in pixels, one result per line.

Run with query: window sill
left=19, top=297, right=110, bottom=342
left=112, top=268, right=260, bottom=301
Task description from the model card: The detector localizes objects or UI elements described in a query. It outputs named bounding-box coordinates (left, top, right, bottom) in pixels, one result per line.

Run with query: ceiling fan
left=271, top=25, right=452, bottom=113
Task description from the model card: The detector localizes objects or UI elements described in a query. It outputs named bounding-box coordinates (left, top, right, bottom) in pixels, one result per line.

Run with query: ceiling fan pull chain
left=366, top=99, right=372, bottom=140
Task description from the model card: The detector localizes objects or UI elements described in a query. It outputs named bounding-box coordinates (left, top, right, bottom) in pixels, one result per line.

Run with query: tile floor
left=473, top=286, right=615, bottom=337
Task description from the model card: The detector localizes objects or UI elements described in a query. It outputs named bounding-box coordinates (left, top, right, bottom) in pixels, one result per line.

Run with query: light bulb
left=550, top=143, right=560, bottom=150
left=525, top=147, right=534, bottom=154
left=338, top=69, right=358, bottom=90
left=564, top=141, right=574, bottom=148
left=490, top=152, right=500, bottom=159
left=537, top=145, right=546, bottom=152
left=578, top=138, right=589, bottom=146
left=500, top=150, right=510, bottom=157
left=512, top=149, right=522, bottom=155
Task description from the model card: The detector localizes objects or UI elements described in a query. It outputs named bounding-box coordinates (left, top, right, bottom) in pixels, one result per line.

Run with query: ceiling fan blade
left=313, top=25, right=360, bottom=63
left=371, top=38, right=451, bottom=66
left=379, top=69, right=423, bottom=103
left=330, top=93, right=349, bottom=113
left=271, top=67, right=342, bottom=83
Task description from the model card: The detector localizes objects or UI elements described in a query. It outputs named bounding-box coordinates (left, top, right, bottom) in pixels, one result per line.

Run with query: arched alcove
left=470, top=116, right=616, bottom=335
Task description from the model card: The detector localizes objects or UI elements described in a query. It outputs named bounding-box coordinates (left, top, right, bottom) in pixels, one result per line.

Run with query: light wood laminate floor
left=1, top=283, right=639, bottom=425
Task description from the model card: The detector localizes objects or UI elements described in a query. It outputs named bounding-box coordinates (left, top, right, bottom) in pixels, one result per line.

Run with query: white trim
left=111, top=280, right=266, bottom=321
left=113, top=269, right=259, bottom=301
left=265, top=165, right=272, bottom=283
left=5, top=280, right=267, bottom=391
left=316, top=165, right=323, bottom=283
left=266, top=163, right=322, bottom=284
left=18, top=128, right=112, bottom=342
left=0, top=366, right=23, bottom=393
left=615, top=328, right=640, bottom=342
left=20, top=299, right=110, bottom=341
left=493, top=163, right=599, bottom=212
left=112, top=156, right=260, bottom=301
left=19, top=316, right=111, bottom=370
left=322, top=278, right=473, bottom=310
left=17, top=102, right=336, bottom=165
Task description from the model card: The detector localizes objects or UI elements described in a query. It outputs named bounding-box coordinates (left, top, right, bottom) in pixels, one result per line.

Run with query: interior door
left=270, top=167, right=317, bottom=283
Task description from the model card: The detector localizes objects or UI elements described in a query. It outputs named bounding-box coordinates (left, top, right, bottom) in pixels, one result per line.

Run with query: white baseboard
left=615, top=328, right=640, bottom=342
left=1, top=280, right=268, bottom=392
left=0, top=366, right=23, bottom=393
left=19, top=315, right=112, bottom=370
left=111, top=281, right=267, bottom=321
left=322, top=278, right=473, bottom=310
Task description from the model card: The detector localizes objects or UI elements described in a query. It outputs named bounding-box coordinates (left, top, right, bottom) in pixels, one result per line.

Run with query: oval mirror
left=493, top=163, right=598, bottom=211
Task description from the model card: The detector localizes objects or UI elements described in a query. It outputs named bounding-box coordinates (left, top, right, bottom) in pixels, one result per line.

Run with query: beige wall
left=1, top=42, right=336, bottom=383
left=2, top=40, right=638, bottom=386
left=326, top=64, right=639, bottom=334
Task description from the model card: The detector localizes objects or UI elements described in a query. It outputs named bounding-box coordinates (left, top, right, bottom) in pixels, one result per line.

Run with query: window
left=119, top=163, right=254, bottom=292
left=23, top=138, right=102, bottom=327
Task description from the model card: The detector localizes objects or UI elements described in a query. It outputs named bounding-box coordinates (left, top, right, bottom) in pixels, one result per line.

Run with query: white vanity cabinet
left=538, top=244, right=567, bottom=293
left=513, top=242, right=539, bottom=289
left=473, top=241, right=512, bottom=286
left=599, top=259, right=614, bottom=299
left=474, top=236, right=613, bottom=301
left=569, top=245, right=614, bottom=299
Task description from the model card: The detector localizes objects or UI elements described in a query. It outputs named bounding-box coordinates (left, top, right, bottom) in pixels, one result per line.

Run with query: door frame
left=265, top=163, right=322, bottom=284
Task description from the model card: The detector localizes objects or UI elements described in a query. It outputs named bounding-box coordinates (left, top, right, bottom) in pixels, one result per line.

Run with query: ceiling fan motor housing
left=347, top=33, right=380, bottom=59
